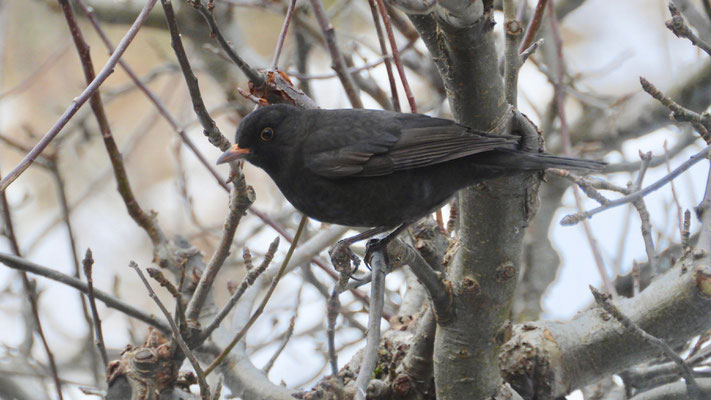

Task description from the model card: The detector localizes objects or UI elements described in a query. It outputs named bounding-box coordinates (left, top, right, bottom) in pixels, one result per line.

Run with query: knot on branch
left=459, top=276, right=480, bottom=295
left=107, top=329, right=190, bottom=397
left=695, top=267, right=711, bottom=297
left=249, top=70, right=318, bottom=110
left=499, top=324, right=557, bottom=399
left=504, top=19, right=522, bottom=36
left=495, top=262, right=517, bottom=282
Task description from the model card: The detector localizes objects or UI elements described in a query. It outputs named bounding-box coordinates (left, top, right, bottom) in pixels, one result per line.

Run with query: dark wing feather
left=305, top=132, right=399, bottom=177
left=304, top=111, right=518, bottom=178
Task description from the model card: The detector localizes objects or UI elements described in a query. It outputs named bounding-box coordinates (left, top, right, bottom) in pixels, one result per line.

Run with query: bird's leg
left=329, top=226, right=388, bottom=276
left=364, top=223, right=410, bottom=268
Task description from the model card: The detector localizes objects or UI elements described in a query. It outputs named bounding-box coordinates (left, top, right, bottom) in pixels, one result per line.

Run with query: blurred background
left=0, top=0, right=708, bottom=398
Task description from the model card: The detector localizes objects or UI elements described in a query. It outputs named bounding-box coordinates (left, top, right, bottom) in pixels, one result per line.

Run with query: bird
left=217, top=104, right=604, bottom=262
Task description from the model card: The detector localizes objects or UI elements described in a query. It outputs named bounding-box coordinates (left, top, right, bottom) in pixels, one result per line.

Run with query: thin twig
left=591, top=286, right=700, bottom=399
left=300, top=264, right=367, bottom=332
left=161, top=0, right=234, bottom=151
left=262, top=306, right=298, bottom=374
left=519, top=0, right=549, bottom=54
left=82, top=249, right=109, bottom=367
left=667, top=2, right=711, bottom=56
left=503, top=0, right=523, bottom=107
left=74, top=0, right=236, bottom=192
left=368, top=0, right=400, bottom=112
left=0, top=0, right=158, bottom=192
left=24, top=279, right=64, bottom=399
left=374, top=0, right=416, bottom=113
left=60, top=0, right=167, bottom=252
left=354, top=246, right=387, bottom=400
left=632, top=260, right=641, bottom=297
left=326, top=269, right=350, bottom=377
left=48, top=161, right=98, bottom=377
left=546, top=168, right=614, bottom=205
left=0, top=252, right=170, bottom=333
left=189, top=0, right=265, bottom=86
left=22, top=80, right=175, bottom=255
left=287, top=52, right=401, bottom=80
left=186, top=178, right=255, bottom=322
left=271, top=0, right=297, bottom=69
left=520, top=38, right=544, bottom=64
left=201, top=237, right=280, bottom=340
left=629, top=151, right=658, bottom=275
left=238, top=87, right=262, bottom=104
left=561, top=145, right=711, bottom=225
left=211, top=375, right=224, bottom=400
left=308, top=0, right=363, bottom=108
left=0, top=174, right=64, bottom=399
left=129, top=262, right=211, bottom=399
left=205, top=215, right=308, bottom=376
left=664, top=140, right=685, bottom=243
left=640, top=76, right=711, bottom=144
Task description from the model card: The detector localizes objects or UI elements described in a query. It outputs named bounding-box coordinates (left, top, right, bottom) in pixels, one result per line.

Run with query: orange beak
left=216, top=144, right=250, bottom=164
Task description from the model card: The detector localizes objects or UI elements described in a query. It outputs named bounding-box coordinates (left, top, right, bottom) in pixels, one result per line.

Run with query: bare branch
left=562, top=145, right=711, bottom=225
left=0, top=252, right=170, bottom=333
left=129, top=261, right=211, bottom=398
left=81, top=249, right=109, bottom=368
left=503, top=0, right=523, bottom=106
left=374, top=0, right=417, bottom=113
left=368, top=0, right=401, bottom=112
left=0, top=0, right=158, bottom=192
left=308, top=0, right=363, bottom=108
left=160, top=0, right=234, bottom=151
left=666, top=2, right=711, bottom=57
left=354, top=246, right=387, bottom=400
left=205, top=215, right=308, bottom=376
left=591, top=286, right=700, bottom=399
left=640, top=76, right=711, bottom=144
left=519, top=0, right=549, bottom=54
left=185, top=177, right=255, bottom=322
left=271, top=0, right=297, bottom=69
left=189, top=0, right=265, bottom=86
left=201, top=237, right=280, bottom=340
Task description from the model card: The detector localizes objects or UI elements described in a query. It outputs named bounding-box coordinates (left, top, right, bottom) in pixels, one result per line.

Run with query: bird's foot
left=329, top=239, right=362, bottom=277
left=364, top=238, right=389, bottom=270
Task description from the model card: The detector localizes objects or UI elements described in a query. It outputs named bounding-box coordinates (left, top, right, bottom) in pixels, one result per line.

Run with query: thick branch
left=501, top=259, right=711, bottom=397
left=408, top=6, right=527, bottom=399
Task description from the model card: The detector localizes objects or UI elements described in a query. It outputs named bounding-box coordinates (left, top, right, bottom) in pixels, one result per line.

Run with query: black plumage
left=217, top=104, right=604, bottom=228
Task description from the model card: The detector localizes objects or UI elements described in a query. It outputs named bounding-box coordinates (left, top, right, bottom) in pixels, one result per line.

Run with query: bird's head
left=216, top=104, right=300, bottom=171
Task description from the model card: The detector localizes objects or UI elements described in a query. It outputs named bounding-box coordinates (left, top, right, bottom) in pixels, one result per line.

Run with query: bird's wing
left=304, top=133, right=399, bottom=177
left=305, top=112, right=518, bottom=178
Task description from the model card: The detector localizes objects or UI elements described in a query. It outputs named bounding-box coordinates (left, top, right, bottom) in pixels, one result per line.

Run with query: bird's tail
left=495, top=149, right=606, bottom=172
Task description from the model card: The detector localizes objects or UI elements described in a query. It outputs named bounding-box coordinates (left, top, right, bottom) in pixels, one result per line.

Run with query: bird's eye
left=260, top=127, right=275, bottom=142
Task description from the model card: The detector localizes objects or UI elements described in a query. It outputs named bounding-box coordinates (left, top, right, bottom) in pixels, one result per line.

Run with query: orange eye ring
left=260, top=127, right=274, bottom=141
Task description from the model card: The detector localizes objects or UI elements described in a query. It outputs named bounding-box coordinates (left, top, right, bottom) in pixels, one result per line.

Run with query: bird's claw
left=329, top=240, right=362, bottom=277
left=364, top=238, right=389, bottom=269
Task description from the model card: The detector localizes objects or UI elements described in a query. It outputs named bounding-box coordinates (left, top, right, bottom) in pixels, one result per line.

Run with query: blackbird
left=217, top=104, right=603, bottom=231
